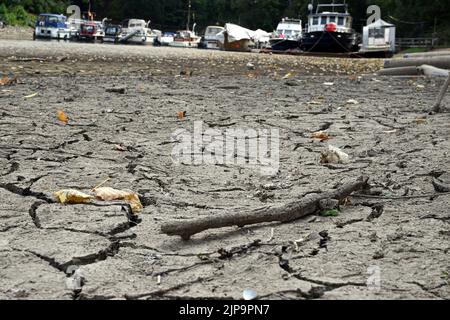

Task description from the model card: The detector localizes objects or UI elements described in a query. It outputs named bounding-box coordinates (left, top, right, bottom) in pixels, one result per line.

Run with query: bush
left=0, top=4, right=34, bottom=26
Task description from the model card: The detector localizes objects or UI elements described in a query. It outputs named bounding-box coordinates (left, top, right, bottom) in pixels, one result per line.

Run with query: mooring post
left=433, top=73, right=450, bottom=113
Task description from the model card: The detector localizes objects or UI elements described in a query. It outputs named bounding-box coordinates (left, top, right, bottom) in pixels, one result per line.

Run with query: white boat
left=169, top=30, right=200, bottom=48
left=34, top=13, right=74, bottom=40
left=199, top=26, right=225, bottom=49
left=161, top=32, right=175, bottom=46
left=120, top=19, right=161, bottom=45
left=269, top=18, right=302, bottom=51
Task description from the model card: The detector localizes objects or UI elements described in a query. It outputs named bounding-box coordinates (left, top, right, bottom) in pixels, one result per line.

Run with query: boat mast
left=187, top=0, right=191, bottom=31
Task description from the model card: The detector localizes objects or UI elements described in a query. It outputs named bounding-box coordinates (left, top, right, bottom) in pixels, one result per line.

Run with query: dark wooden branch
left=161, top=176, right=370, bottom=240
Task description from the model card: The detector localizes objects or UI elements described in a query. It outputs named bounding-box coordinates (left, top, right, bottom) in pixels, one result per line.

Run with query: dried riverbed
left=0, top=39, right=449, bottom=300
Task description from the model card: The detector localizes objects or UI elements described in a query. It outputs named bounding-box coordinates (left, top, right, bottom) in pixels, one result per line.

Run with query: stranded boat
left=199, top=26, right=225, bottom=50
left=269, top=18, right=302, bottom=51
left=33, top=14, right=74, bottom=40
left=120, top=19, right=161, bottom=45
left=169, top=29, right=201, bottom=48
left=103, top=24, right=123, bottom=43
left=301, top=1, right=360, bottom=53
left=78, top=21, right=104, bottom=42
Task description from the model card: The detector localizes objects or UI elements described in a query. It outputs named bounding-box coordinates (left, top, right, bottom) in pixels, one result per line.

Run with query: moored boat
left=269, top=18, right=302, bottom=51
left=301, top=1, right=360, bottom=53
left=120, top=19, right=161, bottom=45
left=199, top=26, right=225, bottom=50
left=33, top=13, right=74, bottom=40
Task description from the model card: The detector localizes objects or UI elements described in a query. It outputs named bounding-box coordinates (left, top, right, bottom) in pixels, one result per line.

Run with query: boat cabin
left=361, top=19, right=396, bottom=56
left=34, top=13, right=72, bottom=39
left=306, top=4, right=353, bottom=34
left=274, top=18, right=302, bottom=39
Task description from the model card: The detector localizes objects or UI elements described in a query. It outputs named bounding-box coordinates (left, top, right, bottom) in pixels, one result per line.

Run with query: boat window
left=312, top=17, right=319, bottom=25
left=321, top=16, right=327, bottom=25
left=329, top=16, right=336, bottom=23
left=338, top=16, right=345, bottom=26
left=369, top=28, right=385, bottom=39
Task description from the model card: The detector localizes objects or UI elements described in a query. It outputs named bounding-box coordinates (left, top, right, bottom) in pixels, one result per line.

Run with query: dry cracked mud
left=0, top=39, right=449, bottom=300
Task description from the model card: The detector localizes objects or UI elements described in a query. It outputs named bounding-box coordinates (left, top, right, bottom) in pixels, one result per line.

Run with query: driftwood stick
left=161, top=176, right=369, bottom=240
left=433, top=73, right=450, bottom=113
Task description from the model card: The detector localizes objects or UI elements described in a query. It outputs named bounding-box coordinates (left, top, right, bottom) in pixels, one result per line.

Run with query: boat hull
left=301, top=31, right=358, bottom=53
left=269, top=38, right=300, bottom=51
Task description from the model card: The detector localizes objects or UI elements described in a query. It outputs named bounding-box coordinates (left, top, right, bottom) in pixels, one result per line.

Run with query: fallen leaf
left=57, top=110, right=69, bottom=124
left=282, top=72, right=293, bottom=80
left=415, top=117, right=427, bottom=124
left=54, top=189, right=93, bottom=204
left=312, top=131, right=331, bottom=141
left=93, top=187, right=143, bottom=214
left=177, top=111, right=186, bottom=120
left=115, top=144, right=127, bottom=151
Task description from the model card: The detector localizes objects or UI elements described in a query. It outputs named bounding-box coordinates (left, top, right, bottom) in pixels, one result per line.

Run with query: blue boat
left=34, top=13, right=74, bottom=40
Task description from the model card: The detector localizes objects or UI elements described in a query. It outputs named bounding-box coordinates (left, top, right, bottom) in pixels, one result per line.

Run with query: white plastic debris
left=346, top=99, right=359, bottom=105
left=243, top=289, right=258, bottom=300
left=321, top=145, right=350, bottom=164
left=323, top=82, right=334, bottom=86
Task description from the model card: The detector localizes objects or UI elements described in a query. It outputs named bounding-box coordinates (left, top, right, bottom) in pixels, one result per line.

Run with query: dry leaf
left=57, top=110, right=69, bottom=124
left=312, top=131, right=330, bottom=141
left=115, top=144, right=127, bottom=151
left=415, top=118, right=427, bottom=124
left=93, top=187, right=143, bottom=214
left=282, top=72, right=293, bottom=80
left=54, top=189, right=93, bottom=204
left=0, top=75, right=17, bottom=86
left=177, top=111, right=186, bottom=120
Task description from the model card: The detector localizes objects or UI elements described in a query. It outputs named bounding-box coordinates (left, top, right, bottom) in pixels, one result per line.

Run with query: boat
left=169, top=29, right=201, bottom=48
left=120, top=19, right=161, bottom=45
left=269, top=18, right=302, bottom=51
left=198, top=26, right=225, bottom=50
left=161, top=32, right=175, bottom=46
left=78, top=21, right=105, bottom=42
left=301, top=1, right=360, bottom=53
left=168, top=0, right=201, bottom=48
left=33, top=14, right=74, bottom=40
left=103, top=24, right=123, bottom=43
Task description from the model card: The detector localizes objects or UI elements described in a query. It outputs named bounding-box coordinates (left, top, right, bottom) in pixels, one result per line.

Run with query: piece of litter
left=323, top=82, right=334, bottom=86
left=243, top=289, right=258, bottom=301
left=346, top=99, right=359, bottom=105
left=320, top=145, right=350, bottom=164
left=23, top=92, right=38, bottom=99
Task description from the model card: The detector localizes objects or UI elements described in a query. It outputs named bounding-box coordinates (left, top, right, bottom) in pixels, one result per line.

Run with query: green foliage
left=320, top=209, right=339, bottom=217
left=0, top=0, right=449, bottom=39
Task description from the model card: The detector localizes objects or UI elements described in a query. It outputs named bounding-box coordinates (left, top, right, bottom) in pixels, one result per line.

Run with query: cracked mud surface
left=0, top=40, right=449, bottom=300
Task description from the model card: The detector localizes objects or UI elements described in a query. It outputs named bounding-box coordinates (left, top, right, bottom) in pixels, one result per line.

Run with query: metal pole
left=433, top=74, right=450, bottom=113
left=187, top=0, right=191, bottom=31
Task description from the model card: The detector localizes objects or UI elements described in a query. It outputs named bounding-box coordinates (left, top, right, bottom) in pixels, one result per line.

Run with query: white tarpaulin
left=220, top=23, right=270, bottom=43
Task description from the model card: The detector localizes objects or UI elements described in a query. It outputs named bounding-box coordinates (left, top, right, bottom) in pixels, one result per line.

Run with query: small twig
left=353, top=192, right=450, bottom=200
left=91, top=177, right=111, bottom=192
